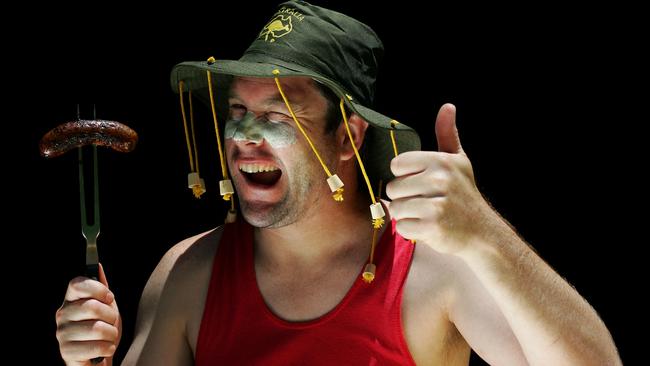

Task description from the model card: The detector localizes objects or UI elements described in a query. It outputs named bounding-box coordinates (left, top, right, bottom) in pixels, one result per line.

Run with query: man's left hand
left=386, top=103, right=495, bottom=254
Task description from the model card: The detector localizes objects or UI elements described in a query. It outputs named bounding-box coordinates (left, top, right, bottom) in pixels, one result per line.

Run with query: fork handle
left=86, top=263, right=100, bottom=281
left=86, top=263, right=105, bottom=364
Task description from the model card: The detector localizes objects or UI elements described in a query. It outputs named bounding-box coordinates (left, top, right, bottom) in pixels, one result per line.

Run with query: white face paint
left=225, top=112, right=297, bottom=148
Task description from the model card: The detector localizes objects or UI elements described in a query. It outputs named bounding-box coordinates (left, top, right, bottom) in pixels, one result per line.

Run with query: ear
left=337, top=113, right=369, bottom=162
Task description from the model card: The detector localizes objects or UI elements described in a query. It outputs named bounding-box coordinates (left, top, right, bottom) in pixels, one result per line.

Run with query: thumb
left=435, top=103, right=463, bottom=154
left=98, top=262, right=110, bottom=289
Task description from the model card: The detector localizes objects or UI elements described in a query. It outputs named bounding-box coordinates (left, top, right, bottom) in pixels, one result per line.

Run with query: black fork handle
left=87, top=263, right=100, bottom=281
left=86, top=263, right=104, bottom=365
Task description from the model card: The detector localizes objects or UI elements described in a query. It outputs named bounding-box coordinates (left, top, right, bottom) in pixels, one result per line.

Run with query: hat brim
left=170, top=59, right=420, bottom=182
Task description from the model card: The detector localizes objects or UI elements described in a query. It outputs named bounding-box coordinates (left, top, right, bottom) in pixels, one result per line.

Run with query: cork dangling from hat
left=178, top=80, right=206, bottom=199
left=176, top=57, right=238, bottom=224
left=206, top=57, right=237, bottom=223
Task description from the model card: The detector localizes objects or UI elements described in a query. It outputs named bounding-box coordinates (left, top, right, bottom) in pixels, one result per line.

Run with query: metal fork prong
left=92, top=144, right=100, bottom=234
left=79, top=146, right=88, bottom=230
left=79, top=144, right=100, bottom=269
left=79, top=146, right=101, bottom=234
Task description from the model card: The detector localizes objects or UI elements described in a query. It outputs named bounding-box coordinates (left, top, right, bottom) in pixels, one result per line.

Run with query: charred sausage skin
left=40, top=120, right=138, bottom=158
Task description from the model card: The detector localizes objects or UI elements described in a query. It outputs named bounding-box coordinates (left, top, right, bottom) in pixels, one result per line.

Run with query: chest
left=254, top=261, right=363, bottom=322
left=186, top=239, right=469, bottom=365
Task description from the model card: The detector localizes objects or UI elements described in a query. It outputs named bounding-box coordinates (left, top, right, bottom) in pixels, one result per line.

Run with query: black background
left=7, top=1, right=641, bottom=364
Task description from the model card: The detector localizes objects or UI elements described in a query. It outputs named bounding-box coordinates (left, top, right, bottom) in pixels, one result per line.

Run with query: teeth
left=239, top=163, right=279, bottom=173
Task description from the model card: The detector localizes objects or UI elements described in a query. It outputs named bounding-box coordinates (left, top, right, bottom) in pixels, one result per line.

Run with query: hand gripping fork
left=40, top=104, right=138, bottom=365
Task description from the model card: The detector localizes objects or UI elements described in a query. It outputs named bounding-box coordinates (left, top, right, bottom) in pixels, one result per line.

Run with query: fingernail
left=106, top=291, right=115, bottom=303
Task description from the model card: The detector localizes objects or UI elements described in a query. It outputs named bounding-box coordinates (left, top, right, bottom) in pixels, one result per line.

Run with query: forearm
left=459, top=217, right=621, bottom=365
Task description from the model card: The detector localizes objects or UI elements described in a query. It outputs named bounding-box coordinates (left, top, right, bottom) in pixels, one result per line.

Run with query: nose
left=229, top=112, right=264, bottom=145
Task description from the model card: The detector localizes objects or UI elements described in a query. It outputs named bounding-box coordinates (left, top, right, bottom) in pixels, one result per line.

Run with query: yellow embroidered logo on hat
left=258, top=14, right=293, bottom=42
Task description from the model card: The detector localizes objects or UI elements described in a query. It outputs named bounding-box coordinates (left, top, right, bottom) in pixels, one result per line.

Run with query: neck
left=254, top=180, right=374, bottom=271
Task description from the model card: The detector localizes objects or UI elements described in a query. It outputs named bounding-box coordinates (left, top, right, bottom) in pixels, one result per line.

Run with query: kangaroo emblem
left=258, top=14, right=293, bottom=42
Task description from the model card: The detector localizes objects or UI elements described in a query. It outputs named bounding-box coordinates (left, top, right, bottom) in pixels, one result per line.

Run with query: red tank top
left=195, top=219, right=416, bottom=365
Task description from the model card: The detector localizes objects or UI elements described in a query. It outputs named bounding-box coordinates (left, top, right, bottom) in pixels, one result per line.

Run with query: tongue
left=246, top=170, right=281, bottom=186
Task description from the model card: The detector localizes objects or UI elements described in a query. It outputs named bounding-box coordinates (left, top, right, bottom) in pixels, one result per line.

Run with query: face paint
left=225, top=112, right=297, bottom=148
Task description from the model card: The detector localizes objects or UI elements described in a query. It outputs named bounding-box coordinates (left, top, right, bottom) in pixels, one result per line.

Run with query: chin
left=239, top=200, right=295, bottom=229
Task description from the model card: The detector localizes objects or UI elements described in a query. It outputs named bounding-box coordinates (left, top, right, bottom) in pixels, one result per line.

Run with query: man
left=55, top=1, right=621, bottom=365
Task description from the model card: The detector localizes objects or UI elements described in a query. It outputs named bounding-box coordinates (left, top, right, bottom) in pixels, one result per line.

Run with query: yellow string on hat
left=339, top=98, right=384, bottom=229
left=272, top=69, right=344, bottom=201
left=390, top=120, right=399, bottom=158
left=178, top=80, right=205, bottom=198
left=337, top=96, right=385, bottom=282
left=206, top=56, right=234, bottom=202
left=390, top=119, right=415, bottom=244
left=179, top=81, right=195, bottom=172
left=189, top=91, right=200, bottom=175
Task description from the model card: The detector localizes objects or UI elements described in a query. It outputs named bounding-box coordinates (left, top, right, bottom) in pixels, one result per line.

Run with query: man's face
left=225, top=76, right=337, bottom=228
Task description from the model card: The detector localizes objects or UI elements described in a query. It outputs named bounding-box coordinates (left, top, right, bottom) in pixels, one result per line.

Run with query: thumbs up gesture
left=386, top=103, right=495, bottom=254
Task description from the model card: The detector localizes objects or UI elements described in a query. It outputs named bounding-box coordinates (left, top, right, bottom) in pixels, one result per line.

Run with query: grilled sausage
left=40, top=120, right=138, bottom=158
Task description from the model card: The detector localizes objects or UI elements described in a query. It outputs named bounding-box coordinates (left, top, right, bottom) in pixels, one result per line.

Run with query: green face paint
left=225, top=112, right=297, bottom=148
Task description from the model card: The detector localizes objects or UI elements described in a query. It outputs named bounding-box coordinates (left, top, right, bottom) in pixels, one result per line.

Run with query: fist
left=55, top=264, right=121, bottom=365
left=386, top=104, right=493, bottom=254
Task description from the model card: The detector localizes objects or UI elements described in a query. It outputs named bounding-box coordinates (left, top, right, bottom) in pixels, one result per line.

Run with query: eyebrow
left=228, top=91, right=303, bottom=109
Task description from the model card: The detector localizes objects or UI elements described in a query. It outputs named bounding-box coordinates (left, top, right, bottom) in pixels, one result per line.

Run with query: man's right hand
left=56, top=264, right=122, bottom=365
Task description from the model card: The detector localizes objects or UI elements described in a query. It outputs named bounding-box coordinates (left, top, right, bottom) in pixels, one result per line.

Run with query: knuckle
left=437, top=152, right=452, bottom=166
left=55, top=307, right=64, bottom=324
left=84, top=299, right=117, bottom=324
left=432, top=170, right=449, bottom=183
left=385, top=181, right=393, bottom=197
left=395, top=220, right=410, bottom=235
left=97, top=342, right=117, bottom=356
left=69, top=276, right=88, bottom=289
left=432, top=206, right=443, bottom=221
left=390, top=157, right=400, bottom=174
left=83, top=298, right=104, bottom=317
left=395, top=220, right=405, bottom=232
left=55, top=327, right=64, bottom=342
left=389, top=200, right=401, bottom=218
left=385, top=181, right=395, bottom=198
left=432, top=197, right=447, bottom=212
left=59, top=343, right=75, bottom=360
left=431, top=172, right=450, bottom=191
left=424, top=197, right=437, bottom=210
left=55, top=320, right=74, bottom=342
left=439, top=175, right=450, bottom=191
left=93, top=321, right=118, bottom=340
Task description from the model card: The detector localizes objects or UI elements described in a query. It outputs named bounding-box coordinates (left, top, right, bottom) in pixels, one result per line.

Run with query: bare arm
left=443, top=250, right=529, bottom=366
left=453, top=217, right=620, bottom=365
left=387, top=103, right=620, bottom=365
left=121, top=229, right=219, bottom=366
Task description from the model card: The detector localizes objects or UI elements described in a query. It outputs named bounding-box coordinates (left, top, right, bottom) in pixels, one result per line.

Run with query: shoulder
left=157, top=226, right=224, bottom=286
left=158, top=226, right=225, bottom=330
left=165, top=226, right=224, bottom=267
left=406, top=243, right=459, bottom=309
left=141, top=226, right=224, bottom=315
left=401, top=243, right=473, bottom=362
left=407, top=242, right=485, bottom=304
left=124, top=226, right=225, bottom=363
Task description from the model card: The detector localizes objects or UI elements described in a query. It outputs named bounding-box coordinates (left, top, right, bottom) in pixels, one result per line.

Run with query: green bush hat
left=169, top=0, right=421, bottom=185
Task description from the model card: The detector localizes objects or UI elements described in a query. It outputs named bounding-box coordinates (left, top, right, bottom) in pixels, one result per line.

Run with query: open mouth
left=239, top=163, right=282, bottom=187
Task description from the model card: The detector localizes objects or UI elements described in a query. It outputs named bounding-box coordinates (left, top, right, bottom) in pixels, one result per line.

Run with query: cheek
left=225, top=139, right=235, bottom=164
left=224, top=119, right=237, bottom=139
left=263, top=123, right=297, bottom=148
